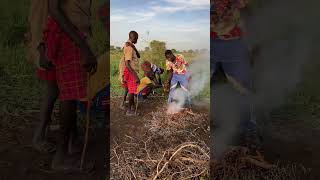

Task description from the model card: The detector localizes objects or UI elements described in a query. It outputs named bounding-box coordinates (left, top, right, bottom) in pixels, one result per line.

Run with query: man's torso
left=61, top=0, right=92, bottom=36
left=166, top=54, right=188, bottom=75
left=122, top=41, right=139, bottom=72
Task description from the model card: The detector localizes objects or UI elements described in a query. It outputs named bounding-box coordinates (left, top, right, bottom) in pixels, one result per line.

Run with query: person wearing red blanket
left=122, top=31, right=140, bottom=116
left=43, top=0, right=97, bottom=171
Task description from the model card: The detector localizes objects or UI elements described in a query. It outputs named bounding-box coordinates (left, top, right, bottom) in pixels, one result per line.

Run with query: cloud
left=110, top=14, right=127, bottom=22
left=110, top=0, right=209, bottom=50
left=111, top=0, right=209, bottom=23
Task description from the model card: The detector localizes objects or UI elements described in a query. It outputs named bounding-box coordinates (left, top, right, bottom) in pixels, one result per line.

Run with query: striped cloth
left=43, top=16, right=87, bottom=100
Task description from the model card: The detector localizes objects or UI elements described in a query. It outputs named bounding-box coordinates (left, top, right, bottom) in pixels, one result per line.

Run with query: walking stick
left=80, top=73, right=91, bottom=170
left=135, top=94, right=139, bottom=115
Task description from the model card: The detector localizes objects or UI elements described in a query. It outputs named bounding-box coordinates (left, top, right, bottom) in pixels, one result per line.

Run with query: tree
left=148, top=40, right=166, bottom=66
left=150, top=40, right=166, bottom=53
left=171, top=49, right=177, bottom=53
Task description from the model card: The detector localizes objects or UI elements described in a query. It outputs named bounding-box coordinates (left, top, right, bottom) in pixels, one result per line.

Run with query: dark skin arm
left=166, top=69, right=173, bottom=86
left=48, top=0, right=97, bottom=74
left=125, top=60, right=140, bottom=84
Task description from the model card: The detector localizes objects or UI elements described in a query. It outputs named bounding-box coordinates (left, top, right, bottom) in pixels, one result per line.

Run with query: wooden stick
left=80, top=74, right=91, bottom=169
left=135, top=94, right=139, bottom=115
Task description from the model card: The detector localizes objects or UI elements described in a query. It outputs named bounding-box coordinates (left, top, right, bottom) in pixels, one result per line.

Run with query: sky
left=110, top=0, right=210, bottom=51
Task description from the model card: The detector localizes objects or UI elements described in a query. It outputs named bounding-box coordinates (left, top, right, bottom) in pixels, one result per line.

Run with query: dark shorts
left=211, top=38, right=251, bottom=90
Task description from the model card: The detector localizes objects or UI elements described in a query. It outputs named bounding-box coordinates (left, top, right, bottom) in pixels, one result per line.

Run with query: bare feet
left=33, top=140, right=56, bottom=153
left=52, top=151, right=94, bottom=173
left=33, top=128, right=56, bottom=153
left=125, top=110, right=140, bottom=116
left=119, top=102, right=126, bottom=110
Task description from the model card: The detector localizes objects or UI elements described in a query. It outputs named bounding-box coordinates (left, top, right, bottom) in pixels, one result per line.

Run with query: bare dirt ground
left=0, top=110, right=107, bottom=180
left=110, top=97, right=210, bottom=146
left=110, top=97, right=210, bottom=179
left=111, top=96, right=320, bottom=179
left=262, top=119, right=320, bottom=179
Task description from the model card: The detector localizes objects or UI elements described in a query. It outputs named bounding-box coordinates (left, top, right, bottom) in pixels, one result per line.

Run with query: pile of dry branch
left=110, top=107, right=210, bottom=179
left=211, top=145, right=311, bottom=180
left=110, top=106, right=311, bottom=179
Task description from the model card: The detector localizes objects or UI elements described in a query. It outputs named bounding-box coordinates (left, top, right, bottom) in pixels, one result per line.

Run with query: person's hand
left=159, top=68, right=164, bottom=74
left=136, top=79, right=140, bottom=84
left=38, top=43, right=54, bottom=70
left=121, top=78, right=126, bottom=85
left=163, top=81, right=170, bottom=93
left=82, top=50, right=97, bottom=75
left=39, top=53, right=54, bottom=70
left=135, top=76, right=140, bottom=84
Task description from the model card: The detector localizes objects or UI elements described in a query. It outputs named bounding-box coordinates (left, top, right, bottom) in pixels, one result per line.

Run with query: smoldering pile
left=110, top=106, right=210, bottom=179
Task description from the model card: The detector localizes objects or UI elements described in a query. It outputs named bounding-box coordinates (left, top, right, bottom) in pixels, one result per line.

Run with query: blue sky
left=110, top=0, right=210, bottom=51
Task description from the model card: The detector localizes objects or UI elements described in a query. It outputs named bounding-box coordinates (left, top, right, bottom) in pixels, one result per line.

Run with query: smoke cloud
left=167, top=52, right=210, bottom=114
left=212, top=0, right=319, bottom=158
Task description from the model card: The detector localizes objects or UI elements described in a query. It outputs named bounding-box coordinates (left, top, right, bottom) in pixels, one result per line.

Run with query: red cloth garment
left=36, top=68, right=56, bottom=81
left=123, top=67, right=138, bottom=94
left=43, top=16, right=87, bottom=100
left=140, top=86, right=152, bottom=96
left=121, top=81, right=128, bottom=88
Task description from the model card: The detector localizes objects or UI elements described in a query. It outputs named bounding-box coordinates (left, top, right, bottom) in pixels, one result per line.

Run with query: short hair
left=165, top=50, right=173, bottom=56
left=129, top=31, right=138, bottom=37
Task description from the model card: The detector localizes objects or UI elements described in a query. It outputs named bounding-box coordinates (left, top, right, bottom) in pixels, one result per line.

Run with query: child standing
left=164, top=50, right=191, bottom=104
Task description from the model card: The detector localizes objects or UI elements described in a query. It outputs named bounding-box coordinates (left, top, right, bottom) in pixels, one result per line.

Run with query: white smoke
left=167, top=52, right=210, bottom=114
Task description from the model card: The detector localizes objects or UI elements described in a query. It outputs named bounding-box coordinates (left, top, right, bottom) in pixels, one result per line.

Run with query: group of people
left=27, top=0, right=109, bottom=172
left=117, top=31, right=192, bottom=116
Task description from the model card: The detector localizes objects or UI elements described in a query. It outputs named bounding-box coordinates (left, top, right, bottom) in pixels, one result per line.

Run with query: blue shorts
left=211, top=38, right=256, bottom=135
left=211, top=38, right=252, bottom=90
left=170, top=73, right=190, bottom=90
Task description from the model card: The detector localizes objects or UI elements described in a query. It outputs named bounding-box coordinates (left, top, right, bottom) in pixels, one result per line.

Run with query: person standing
left=119, top=31, right=140, bottom=116
left=211, top=0, right=260, bottom=150
left=44, top=0, right=97, bottom=171
left=164, top=50, right=191, bottom=105
left=27, top=0, right=58, bottom=153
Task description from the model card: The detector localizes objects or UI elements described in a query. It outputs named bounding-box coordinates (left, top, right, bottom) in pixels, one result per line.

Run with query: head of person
left=141, top=61, right=152, bottom=72
left=165, top=50, right=175, bottom=62
left=145, top=70, right=155, bottom=80
left=129, top=31, right=139, bottom=44
left=158, top=68, right=164, bottom=74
